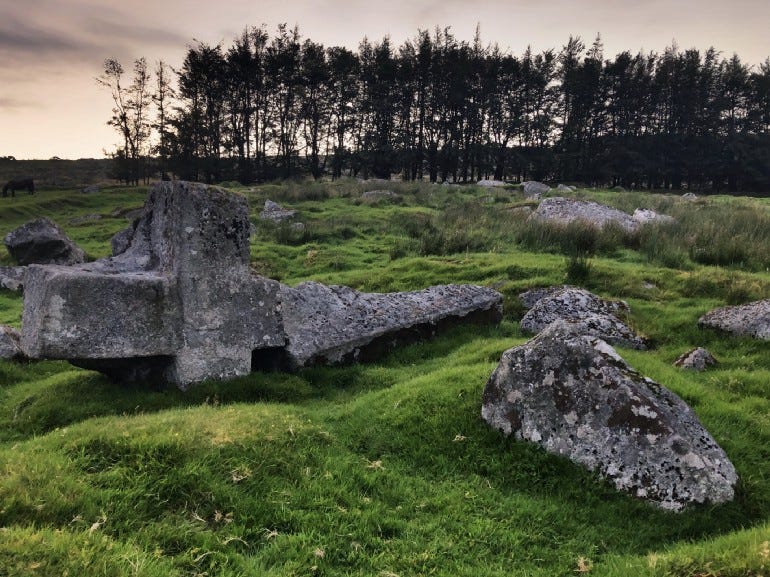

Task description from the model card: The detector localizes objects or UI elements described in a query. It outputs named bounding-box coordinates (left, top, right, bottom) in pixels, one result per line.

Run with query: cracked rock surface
left=698, top=300, right=770, bottom=340
left=482, top=320, right=738, bottom=511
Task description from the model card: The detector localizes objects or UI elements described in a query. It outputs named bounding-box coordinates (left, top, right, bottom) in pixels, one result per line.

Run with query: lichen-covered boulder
left=529, top=197, right=638, bottom=232
left=698, top=300, right=770, bottom=340
left=523, top=181, right=551, bottom=198
left=279, top=282, right=503, bottom=369
left=674, top=347, right=718, bottom=371
left=260, top=199, right=296, bottom=222
left=481, top=320, right=738, bottom=511
left=4, top=218, right=86, bottom=266
left=0, top=326, right=23, bottom=359
left=519, top=286, right=645, bottom=349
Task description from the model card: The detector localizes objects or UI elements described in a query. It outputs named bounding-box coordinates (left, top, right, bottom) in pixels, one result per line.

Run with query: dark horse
left=2, top=178, right=35, bottom=197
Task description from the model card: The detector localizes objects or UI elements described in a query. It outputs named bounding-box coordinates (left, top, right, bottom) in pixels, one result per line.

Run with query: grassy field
left=1, top=180, right=769, bottom=576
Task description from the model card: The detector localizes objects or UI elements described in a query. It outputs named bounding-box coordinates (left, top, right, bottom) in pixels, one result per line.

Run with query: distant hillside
left=0, top=158, right=114, bottom=189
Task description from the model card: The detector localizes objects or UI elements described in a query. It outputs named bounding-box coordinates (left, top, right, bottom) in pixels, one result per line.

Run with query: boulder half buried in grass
left=698, top=300, right=770, bottom=340
left=519, top=286, right=646, bottom=349
left=482, top=320, right=738, bottom=511
left=278, top=282, right=503, bottom=370
left=528, top=197, right=638, bottom=232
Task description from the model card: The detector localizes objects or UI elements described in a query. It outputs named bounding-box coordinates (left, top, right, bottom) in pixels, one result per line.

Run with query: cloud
left=0, top=96, right=38, bottom=111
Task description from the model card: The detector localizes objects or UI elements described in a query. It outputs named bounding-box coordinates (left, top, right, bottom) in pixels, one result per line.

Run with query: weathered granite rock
left=529, top=197, right=638, bottom=232
left=0, top=326, right=23, bottom=359
left=279, top=282, right=503, bottom=369
left=0, top=266, right=25, bottom=291
left=22, top=181, right=284, bottom=389
left=21, top=181, right=502, bottom=387
left=482, top=320, right=738, bottom=510
left=698, top=300, right=770, bottom=340
left=674, top=347, right=718, bottom=371
left=362, top=189, right=398, bottom=199
left=4, top=218, right=86, bottom=266
left=557, top=184, right=577, bottom=192
left=633, top=208, right=677, bottom=226
left=523, top=181, right=551, bottom=198
left=110, top=225, right=135, bottom=256
left=519, top=286, right=645, bottom=349
left=260, top=199, right=296, bottom=222
left=477, top=179, right=508, bottom=188
left=682, top=192, right=698, bottom=201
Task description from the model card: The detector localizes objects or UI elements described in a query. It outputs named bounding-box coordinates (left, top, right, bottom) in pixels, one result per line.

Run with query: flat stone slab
left=698, top=300, right=770, bottom=340
left=529, top=197, right=638, bottom=232
left=279, top=282, right=503, bottom=369
left=482, top=320, right=738, bottom=511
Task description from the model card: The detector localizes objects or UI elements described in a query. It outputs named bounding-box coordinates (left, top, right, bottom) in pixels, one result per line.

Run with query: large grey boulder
left=529, top=197, right=638, bottom=232
left=698, top=300, right=770, bottom=340
left=279, top=282, right=503, bottom=369
left=523, top=181, right=551, bottom=198
left=482, top=320, right=738, bottom=511
left=4, top=218, right=86, bottom=266
left=260, top=199, right=296, bottom=222
left=0, top=326, right=23, bottom=359
left=22, top=181, right=284, bottom=389
left=0, top=266, right=25, bottom=291
left=557, top=184, right=577, bottom=192
left=519, top=286, right=645, bottom=349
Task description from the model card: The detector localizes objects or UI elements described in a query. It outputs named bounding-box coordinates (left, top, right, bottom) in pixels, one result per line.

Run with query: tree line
left=99, top=25, right=770, bottom=192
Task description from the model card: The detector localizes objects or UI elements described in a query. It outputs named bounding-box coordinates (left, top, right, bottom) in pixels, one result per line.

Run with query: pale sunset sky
left=1, top=0, right=770, bottom=159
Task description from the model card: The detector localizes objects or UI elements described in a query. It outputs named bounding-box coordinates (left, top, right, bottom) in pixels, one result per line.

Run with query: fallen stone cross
left=20, top=181, right=503, bottom=389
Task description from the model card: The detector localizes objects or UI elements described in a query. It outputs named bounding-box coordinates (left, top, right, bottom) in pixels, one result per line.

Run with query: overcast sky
left=2, top=0, right=770, bottom=159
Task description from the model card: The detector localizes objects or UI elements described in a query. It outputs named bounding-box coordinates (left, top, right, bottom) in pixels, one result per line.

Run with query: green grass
left=0, top=180, right=769, bottom=576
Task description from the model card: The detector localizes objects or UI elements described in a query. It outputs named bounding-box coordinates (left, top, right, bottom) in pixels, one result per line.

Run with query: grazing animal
left=2, top=178, right=35, bottom=198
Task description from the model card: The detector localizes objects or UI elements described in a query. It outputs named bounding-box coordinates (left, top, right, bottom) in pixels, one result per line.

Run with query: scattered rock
left=528, top=197, right=638, bottom=232
left=698, top=300, right=770, bottom=340
left=81, top=184, right=100, bottom=194
left=557, top=184, right=577, bottom=192
left=682, top=192, right=698, bottom=201
left=0, top=266, right=25, bottom=291
left=110, top=226, right=135, bottom=256
left=361, top=190, right=401, bottom=203
left=4, top=218, right=86, bottom=266
left=279, top=282, right=503, bottom=369
left=632, top=208, right=677, bottom=226
left=674, top=348, right=718, bottom=371
left=69, top=214, right=102, bottom=225
left=519, top=286, right=645, bottom=349
left=477, top=179, right=508, bottom=188
left=0, top=325, right=23, bottom=359
left=481, top=320, right=738, bottom=511
left=260, top=199, right=296, bottom=222
left=523, top=181, right=551, bottom=198
left=111, top=206, right=144, bottom=220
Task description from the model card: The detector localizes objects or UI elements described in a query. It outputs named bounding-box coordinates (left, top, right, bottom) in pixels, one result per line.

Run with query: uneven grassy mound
left=0, top=181, right=769, bottom=576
